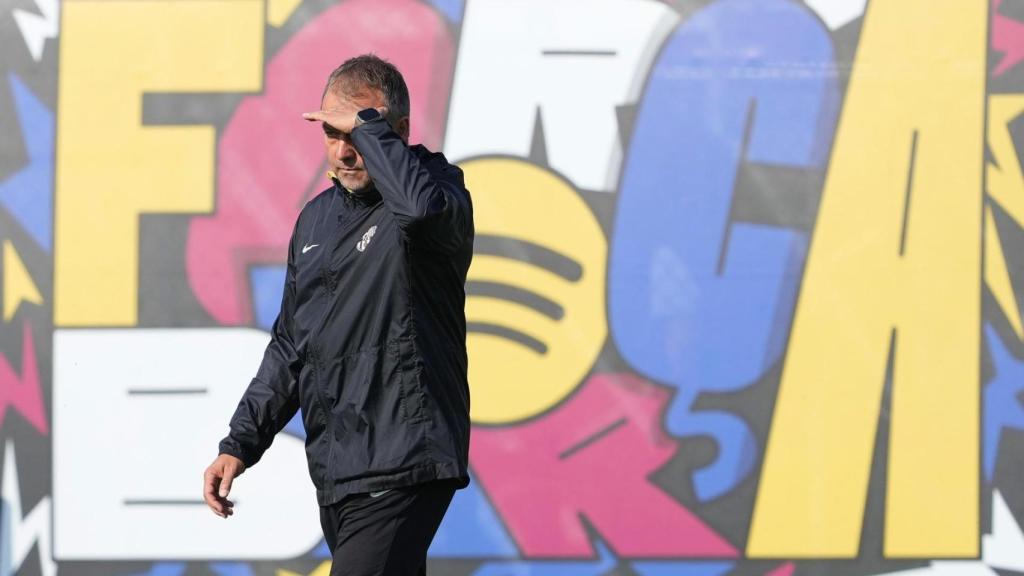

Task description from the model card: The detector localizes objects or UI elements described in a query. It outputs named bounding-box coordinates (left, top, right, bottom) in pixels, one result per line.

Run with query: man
left=202, top=54, right=474, bottom=575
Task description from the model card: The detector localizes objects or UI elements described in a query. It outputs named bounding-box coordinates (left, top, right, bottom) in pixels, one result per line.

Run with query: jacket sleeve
left=350, top=119, right=472, bottom=254
left=218, top=215, right=303, bottom=468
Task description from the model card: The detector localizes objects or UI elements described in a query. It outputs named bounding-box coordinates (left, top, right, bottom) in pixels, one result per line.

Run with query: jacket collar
left=327, top=171, right=382, bottom=207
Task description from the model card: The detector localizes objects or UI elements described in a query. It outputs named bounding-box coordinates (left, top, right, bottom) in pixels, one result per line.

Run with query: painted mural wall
left=1, top=0, right=1023, bottom=574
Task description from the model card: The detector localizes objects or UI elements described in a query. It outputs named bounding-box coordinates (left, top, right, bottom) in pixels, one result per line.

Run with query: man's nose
left=333, top=139, right=357, bottom=162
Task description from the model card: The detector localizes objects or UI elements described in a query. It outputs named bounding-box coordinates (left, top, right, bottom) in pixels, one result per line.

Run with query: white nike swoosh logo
left=302, top=243, right=319, bottom=254
left=369, top=489, right=392, bottom=498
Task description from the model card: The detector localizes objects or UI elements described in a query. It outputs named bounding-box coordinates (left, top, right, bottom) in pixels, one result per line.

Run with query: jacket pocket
left=391, top=337, right=427, bottom=425
left=329, top=340, right=422, bottom=475
left=297, top=360, right=329, bottom=487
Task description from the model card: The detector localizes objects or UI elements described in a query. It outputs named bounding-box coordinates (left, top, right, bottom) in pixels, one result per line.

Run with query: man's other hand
left=203, top=454, right=245, bottom=518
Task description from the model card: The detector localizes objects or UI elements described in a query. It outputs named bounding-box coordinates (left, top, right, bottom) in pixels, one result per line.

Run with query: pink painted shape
left=187, top=0, right=455, bottom=325
left=469, top=373, right=738, bottom=558
left=764, top=563, right=795, bottom=576
left=993, top=0, right=1024, bottom=76
left=0, top=321, right=48, bottom=434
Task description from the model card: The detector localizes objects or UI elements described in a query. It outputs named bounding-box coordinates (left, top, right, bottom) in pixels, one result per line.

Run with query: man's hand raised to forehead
left=302, top=105, right=390, bottom=135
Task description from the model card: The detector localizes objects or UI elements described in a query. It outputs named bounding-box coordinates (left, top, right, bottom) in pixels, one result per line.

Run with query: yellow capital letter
left=55, top=0, right=264, bottom=326
left=748, top=0, right=986, bottom=558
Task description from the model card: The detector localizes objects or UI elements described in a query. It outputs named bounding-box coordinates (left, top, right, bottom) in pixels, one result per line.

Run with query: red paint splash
left=765, top=563, right=795, bottom=576
left=993, top=0, right=1024, bottom=76
left=0, top=321, right=48, bottom=434
left=470, top=373, right=738, bottom=558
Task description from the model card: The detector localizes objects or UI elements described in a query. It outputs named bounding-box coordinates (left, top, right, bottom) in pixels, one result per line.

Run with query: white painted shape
left=984, top=489, right=1024, bottom=572
left=876, top=562, right=994, bottom=576
left=12, top=0, right=59, bottom=62
left=444, top=0, right=679, bottom=191
left=53, top=328, right=320, bottom=559
left=1, top=439, right=57, bottom=576
left=803, top=0, right=866, bottom=30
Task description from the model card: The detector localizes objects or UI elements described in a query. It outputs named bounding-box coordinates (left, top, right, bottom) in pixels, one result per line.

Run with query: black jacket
left=218, top=119, right=474, bottom=506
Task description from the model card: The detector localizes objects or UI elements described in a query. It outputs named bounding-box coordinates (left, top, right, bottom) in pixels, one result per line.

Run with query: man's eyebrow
left=321, top=123, right=346, bottom=136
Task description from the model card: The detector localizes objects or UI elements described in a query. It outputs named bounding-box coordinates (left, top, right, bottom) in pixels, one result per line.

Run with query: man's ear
left=396, top=116, right=410, bottom=143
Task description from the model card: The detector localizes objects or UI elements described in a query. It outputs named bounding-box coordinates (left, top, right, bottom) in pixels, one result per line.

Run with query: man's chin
left=339, top=176, right=372, bottom=193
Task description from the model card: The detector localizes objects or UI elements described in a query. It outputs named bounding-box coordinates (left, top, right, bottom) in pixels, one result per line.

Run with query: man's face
left=320, top=88, right=384, bottom=193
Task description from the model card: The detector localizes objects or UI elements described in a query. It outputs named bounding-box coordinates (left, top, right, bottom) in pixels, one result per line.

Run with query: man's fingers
left=219, top=471, right=234, bottom=499
left=203, top=469, right=226, bottom=517
left=203, top=469, right=219, bottom=502
left=203, top=456, right=246, bottom=519
left=302, top=111, right=324, bottom=122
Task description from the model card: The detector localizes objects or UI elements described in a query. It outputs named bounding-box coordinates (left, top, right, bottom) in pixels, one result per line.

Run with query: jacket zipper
left=305, top=186, right=362, bottom=444
left=305, top=187, right=344, bottom=482
left=307, top=343, right=330, bottom=425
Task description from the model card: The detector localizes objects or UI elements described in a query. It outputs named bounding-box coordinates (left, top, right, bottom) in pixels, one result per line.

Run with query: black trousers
left=318, top=479, right=457, bottom=576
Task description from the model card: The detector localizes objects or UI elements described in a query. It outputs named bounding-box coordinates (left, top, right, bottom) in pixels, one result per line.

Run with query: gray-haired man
left=203, top=53, right=474, bottom=575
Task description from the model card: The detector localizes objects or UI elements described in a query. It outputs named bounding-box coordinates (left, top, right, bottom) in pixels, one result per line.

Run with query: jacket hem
left=315, top=462, right=469, bottom=506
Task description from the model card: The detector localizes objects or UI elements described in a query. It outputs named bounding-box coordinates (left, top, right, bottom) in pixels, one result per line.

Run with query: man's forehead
left=323, top=83, right=384, bottom=108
